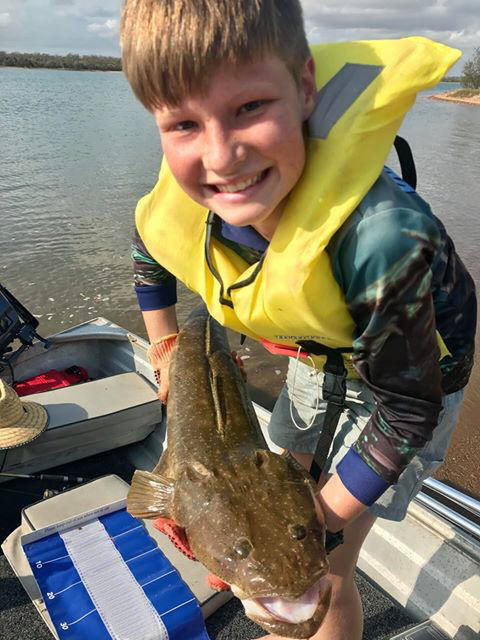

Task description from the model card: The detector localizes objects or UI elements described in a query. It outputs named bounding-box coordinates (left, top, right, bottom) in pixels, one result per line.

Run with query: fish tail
left=126, top=470, right=174, bottom=520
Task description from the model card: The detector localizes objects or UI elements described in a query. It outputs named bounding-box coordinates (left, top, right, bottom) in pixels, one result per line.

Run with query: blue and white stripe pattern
left=23, top=509, right=209, bottom=640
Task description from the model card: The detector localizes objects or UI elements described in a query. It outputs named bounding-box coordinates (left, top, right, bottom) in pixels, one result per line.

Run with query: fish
left=127, top=308, right=331, bottom=639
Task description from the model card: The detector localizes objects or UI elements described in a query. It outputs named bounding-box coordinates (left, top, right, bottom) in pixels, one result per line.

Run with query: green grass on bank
left=448, top=88, right=480, bottom=98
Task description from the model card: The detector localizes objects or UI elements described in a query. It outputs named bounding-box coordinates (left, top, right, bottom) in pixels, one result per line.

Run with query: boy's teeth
left=216, top=172, right=262, bottom=193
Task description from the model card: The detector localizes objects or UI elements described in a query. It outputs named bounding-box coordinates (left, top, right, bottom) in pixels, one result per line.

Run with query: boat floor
left=0, top=449, right=417, bottom=640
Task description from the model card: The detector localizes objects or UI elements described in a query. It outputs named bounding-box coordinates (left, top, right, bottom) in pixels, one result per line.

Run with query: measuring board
left=22, top=505, right=209, bottom=640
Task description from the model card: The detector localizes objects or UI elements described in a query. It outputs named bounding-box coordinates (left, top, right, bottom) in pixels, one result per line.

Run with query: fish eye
left=234, top=537, right=253, bottom=558
left=289, top=524, right=307, bottom=540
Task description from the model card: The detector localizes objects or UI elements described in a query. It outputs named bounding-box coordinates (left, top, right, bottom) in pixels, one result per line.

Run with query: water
left=1, top=71, right=479, bottom=497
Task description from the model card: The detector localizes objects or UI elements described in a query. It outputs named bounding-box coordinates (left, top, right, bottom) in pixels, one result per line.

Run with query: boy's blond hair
left=120, top=0, right=310, bottom=111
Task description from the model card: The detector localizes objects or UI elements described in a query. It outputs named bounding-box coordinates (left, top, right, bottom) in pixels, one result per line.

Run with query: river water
left=1, top=69, right=479, bottom=498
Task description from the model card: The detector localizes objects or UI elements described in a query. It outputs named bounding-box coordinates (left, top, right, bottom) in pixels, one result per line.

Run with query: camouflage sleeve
left=335, top=207, right=444, bottom=484
left=132, top=227, right=177, bottom=311
left=132, top=227, right=175, bottom=287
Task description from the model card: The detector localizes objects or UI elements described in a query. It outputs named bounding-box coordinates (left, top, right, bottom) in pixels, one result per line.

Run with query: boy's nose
left=203, top=123, right=246, bottom=174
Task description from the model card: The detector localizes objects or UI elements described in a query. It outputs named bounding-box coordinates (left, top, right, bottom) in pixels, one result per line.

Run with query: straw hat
left=0, top=378, right=48, bottom=450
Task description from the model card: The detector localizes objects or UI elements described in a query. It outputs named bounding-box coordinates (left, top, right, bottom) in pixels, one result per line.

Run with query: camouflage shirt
left=132, top=169, right=476, bottom=496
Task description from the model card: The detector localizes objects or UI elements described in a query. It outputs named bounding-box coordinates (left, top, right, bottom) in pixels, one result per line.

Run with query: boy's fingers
left=231, top=350, right=247, bottom=381
left=157, top=386, right=168, bottom=404
left=157, top=369, right=170, bottom=404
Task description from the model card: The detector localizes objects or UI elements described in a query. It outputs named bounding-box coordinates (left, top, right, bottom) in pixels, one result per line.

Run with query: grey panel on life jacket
left=309, top=63, right=384, bottom=139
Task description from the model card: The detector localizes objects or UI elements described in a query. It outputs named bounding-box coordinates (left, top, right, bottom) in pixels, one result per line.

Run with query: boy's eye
left=239, top=100, right=265, bottom=114
left=174, top=120, right=196, bottom=131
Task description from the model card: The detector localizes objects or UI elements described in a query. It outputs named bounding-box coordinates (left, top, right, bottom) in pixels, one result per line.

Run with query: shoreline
left=429, top=90, right=480, bottom=106
left=0, top=65, right=122, bottom=73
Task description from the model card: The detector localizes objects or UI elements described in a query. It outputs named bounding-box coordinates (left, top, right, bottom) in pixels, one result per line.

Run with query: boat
left=0, top=287, right=164, bottom=479
left=1, top=283, right=479, bottom=640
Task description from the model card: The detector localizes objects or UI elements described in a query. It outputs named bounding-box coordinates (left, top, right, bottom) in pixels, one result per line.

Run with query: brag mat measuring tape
left=23, top=508, right=209, bottom=640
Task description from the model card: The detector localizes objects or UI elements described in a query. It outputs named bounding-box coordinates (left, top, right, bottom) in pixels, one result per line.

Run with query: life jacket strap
left=394, top=135, right=417, bottom=190
left=205, top=213, right=234, bottom=309
left=296, top=341, right=349, bottom=483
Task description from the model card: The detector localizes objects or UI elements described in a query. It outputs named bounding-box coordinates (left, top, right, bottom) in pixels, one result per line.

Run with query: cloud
left=304, top=5, right=463, bottom=33
left=87, top=17, right=118, bottom=38
left=301, top=0, right=480, bottom=72
left=50, top=0, right=118, bottom=20
left=301, top=0, right=480, bottom=36
left=448, top=29, right=480, bottom=46
left=0, top=11, right=11, bottom=27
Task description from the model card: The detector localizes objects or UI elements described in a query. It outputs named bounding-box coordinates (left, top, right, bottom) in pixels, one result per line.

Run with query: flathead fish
left=127, top=308, right=331, bottom=638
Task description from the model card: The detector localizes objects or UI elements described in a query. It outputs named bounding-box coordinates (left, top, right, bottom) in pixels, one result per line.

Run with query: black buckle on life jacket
left=296, top=339, right=349, bottom=406
left=322, top=362, right=347, bottom=408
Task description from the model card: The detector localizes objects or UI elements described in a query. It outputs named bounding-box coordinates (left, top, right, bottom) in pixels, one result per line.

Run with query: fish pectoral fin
left=126, top=470, right=175, bottom=520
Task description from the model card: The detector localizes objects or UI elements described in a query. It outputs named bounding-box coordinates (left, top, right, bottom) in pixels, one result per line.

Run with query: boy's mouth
left=208, top=169, right=269, bottom=194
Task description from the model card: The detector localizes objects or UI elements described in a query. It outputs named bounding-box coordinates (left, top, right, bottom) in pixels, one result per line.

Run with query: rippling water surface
left=1, top=70, right=479, bottom=497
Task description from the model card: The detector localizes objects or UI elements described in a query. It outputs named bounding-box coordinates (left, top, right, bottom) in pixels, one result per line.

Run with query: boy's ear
left=300, top=56, right=317, bottom=121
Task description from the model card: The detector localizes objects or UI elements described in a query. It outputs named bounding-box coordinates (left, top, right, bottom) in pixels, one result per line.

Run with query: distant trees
left=0, top=51, right=122, bottom=71
left=461, top=48, right=480, bottom=89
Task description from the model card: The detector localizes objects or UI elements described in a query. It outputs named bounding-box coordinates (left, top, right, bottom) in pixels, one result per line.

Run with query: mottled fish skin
left=127, top=308, right=330, bottom=638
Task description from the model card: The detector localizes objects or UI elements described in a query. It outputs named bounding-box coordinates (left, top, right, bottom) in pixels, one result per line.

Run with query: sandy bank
left=429, top=90, right=480, bottom=105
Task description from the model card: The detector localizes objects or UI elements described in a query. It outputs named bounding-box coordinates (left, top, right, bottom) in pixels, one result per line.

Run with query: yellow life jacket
left=136, top=37, right=459, bottom=375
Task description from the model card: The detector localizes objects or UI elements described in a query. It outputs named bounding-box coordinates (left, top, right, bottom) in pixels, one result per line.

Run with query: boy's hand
left=315, top=472, right=367, bottom=533
left=147, top=338, right=245, bottom=403
left=146, top=333, right=178, bottom=404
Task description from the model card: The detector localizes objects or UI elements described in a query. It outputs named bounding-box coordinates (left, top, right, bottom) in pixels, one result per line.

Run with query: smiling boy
left=153, top=54, right=314, bottom=238
left=120, top=1, right=476, bottom=639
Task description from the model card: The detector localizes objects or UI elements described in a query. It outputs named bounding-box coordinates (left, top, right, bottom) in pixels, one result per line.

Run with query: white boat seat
left=31, top=372, right=158, bottom=428
left=2, top=373, right=162, bottom=475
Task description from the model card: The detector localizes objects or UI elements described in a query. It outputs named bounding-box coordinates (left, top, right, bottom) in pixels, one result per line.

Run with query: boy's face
left=153, top=54, right=316, bottom=239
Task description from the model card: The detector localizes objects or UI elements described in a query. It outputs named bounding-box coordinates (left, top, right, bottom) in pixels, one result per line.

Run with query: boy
left=120, top=1, right=476, bottom=639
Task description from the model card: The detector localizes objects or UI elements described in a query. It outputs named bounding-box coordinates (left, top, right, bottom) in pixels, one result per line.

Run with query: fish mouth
left=238, top=575, right=331, bottom=638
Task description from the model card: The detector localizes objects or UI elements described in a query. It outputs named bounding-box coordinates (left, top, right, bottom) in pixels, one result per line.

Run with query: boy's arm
left=142, top=306, right=178, bottom=343
left=132, top=227, right=178, bottom=312
left=317, top=474, right=366, bottom=532
left=132, top=228, right=179, bottom=401
left=328, top=206, right=445, bottom=516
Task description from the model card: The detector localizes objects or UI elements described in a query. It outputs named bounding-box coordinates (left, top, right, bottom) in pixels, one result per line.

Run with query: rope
left=289, top=346, right=321, bottom=431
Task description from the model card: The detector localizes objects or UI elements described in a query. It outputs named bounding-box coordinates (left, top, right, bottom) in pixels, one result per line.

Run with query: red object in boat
left=14, top=366, right=89, bottom=396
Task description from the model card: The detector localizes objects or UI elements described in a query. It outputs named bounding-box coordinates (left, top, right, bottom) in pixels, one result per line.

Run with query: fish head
left=177, top=449, right=331, bottom=638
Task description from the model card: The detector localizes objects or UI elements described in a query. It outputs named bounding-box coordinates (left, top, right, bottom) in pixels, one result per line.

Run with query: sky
left=0, top=0, right=479, bottom=74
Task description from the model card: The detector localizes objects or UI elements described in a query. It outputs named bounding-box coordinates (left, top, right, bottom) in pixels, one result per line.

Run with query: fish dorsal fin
left=126, top=470, right=175, bottom=520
